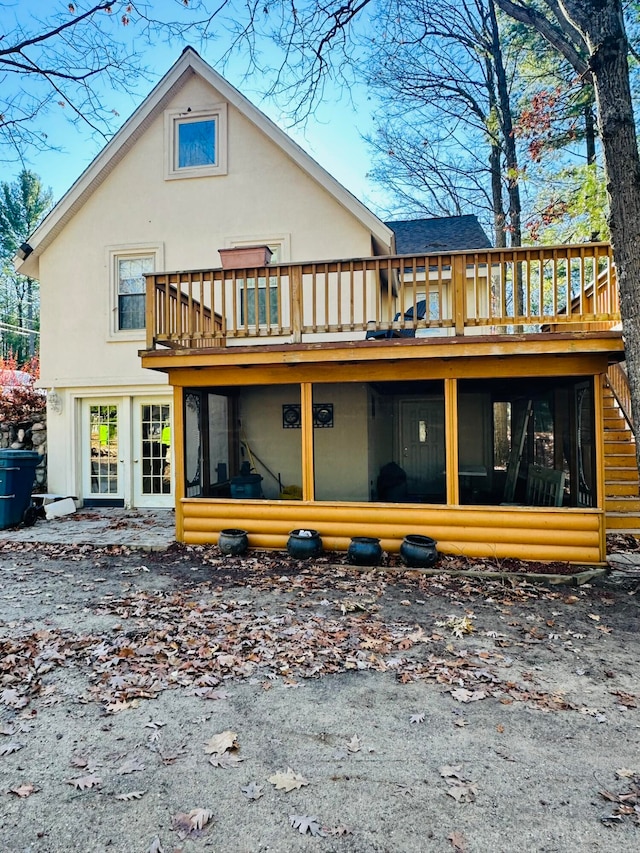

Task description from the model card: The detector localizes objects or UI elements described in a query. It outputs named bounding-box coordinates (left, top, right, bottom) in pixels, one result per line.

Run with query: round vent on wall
left=282, top=404, right=301, bottom=429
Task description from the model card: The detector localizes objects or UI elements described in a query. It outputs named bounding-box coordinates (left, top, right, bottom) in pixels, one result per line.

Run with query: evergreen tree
left=0, top=170, right=53, bottom=360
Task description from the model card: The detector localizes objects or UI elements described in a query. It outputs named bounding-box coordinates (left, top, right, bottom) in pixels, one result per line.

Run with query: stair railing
left=607, top=363, right=634, bottom=429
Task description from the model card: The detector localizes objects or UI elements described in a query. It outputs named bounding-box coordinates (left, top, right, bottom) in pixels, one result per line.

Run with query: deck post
left=453, top=255, right=466, bottom=336
left=145, top=274, right=155, bottom=349
left=173, top=385, right=185, bottom=543
left=291, top=266, right=303, bottom=343
left=301, top=382, right=315, bottom=501
left=445, top=377, right=459, bottom=505
left=595, top=374, right=607, bottom=561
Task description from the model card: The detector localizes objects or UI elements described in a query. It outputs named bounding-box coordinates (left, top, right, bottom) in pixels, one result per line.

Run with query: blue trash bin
left=0, top=450, right=41, bottom=529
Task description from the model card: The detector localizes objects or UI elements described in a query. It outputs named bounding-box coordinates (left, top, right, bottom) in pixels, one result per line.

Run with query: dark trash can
left=0, top=450, right=41, bottom=529
left=230, top=473, right=263, bottom=498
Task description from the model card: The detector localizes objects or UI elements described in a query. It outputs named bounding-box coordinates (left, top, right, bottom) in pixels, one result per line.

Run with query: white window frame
left=164, top=104, right=228, bottom=180
left=226, top=235, right=290, bottom=329
left=107, top=243, right=164, bottom=341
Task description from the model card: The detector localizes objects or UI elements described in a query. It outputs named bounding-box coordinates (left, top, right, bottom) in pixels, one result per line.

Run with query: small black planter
left=287, top=529, right=322, bottom=559
left=218, top=528, right=249, bottom=556
left=400, top=534, right=438, bottom=568
left=348, top=536, right=383, bottom=566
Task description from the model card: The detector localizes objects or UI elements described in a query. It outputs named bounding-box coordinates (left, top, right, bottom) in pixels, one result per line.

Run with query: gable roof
left=18, top=47, right=394, bottom=277
left=387, top=215, right=492, bottom=254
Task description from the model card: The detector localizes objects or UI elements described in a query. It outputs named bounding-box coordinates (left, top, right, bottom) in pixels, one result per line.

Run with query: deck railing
left=607, top=362, right=634, bottom=428
left=145, top=242, right=619, bottom=350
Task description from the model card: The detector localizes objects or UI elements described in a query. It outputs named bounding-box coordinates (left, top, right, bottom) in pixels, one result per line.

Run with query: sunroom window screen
left=177, top=119, right=216, bottom=168
left=118, top=256, right=153, bottom=330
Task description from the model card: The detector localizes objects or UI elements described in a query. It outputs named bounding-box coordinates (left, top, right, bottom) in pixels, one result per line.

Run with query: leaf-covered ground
left=0, top=541, right=638, bottom=852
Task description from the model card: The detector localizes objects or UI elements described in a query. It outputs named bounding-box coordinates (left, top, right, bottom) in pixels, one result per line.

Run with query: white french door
left=133, top=398, right=173, bottom=507
left=81, top=397, right=173, bottom=508
left=82, top=400, right=124, bottom=504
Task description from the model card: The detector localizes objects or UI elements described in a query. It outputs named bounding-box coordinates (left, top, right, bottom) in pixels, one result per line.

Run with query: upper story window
left=165, top=104, right=228, bottom=179
left=107, top=244, right=164, bottom=340
left=227, top=236, right=290, bottom=328
left=118, top=255, right=153, bottom=330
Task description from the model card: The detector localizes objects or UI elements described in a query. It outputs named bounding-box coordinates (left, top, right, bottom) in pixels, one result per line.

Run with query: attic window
left=178, top=118, right=215, bottom=167
left=165, top=104, right=227, bottom=179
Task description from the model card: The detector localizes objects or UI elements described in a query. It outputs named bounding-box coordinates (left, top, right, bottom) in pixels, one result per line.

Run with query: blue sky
left=2, top=2, right=391, bottom=215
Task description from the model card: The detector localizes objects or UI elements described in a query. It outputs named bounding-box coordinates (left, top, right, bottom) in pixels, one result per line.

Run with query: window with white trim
left=108, top=245, right=163, bottom=339
left=165, top=105, right=228, bottom=179
left=228, top=238, right=289, bottom=328
left=117, top=255, right=153, bottom=330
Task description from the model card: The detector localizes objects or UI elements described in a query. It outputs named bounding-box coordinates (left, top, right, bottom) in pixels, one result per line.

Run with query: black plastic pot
left=400, top=534, right=438, bottom=568
left=218, top=528, right=249, bottom=556
left=287, top=529, right=322, bottom=559
left=348, top=536, right=383, bottom=566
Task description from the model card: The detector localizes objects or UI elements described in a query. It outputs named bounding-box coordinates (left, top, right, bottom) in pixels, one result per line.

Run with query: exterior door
left=398, top=398, right=446, bottom=501
left=133, top=399, right=173, bottom=507
left=82, top=401, right=124, bottom=505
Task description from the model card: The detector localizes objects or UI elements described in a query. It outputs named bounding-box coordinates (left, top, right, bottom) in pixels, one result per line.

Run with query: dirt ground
left=0, top=541, right=639, bottom=853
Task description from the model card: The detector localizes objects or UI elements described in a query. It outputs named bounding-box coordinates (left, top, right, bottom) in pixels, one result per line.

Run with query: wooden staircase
left=604, top=379, right=640, bottom=532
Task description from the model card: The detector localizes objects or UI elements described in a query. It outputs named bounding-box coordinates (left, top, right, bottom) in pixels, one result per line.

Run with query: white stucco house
left=16, top=48, right=630, bottom=565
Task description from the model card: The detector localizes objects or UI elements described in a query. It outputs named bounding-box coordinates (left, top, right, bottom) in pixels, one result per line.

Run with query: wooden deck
left=144, top=242, right=619, bottom=353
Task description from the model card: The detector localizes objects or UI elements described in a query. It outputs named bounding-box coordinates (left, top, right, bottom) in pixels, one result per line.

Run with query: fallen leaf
left=117, top=758, right=145, bottom=775
left=447, top=781, right=478, bottom=802
left=451, top=688, right=486, bottom=703
left=616, top=768, right=637, bottom=779
left=410, top=713, right=425, bottom=724
left=115, top=790, right=146, bottom=801
left=241, top=782, right=264, bottom=800
left=105, top=699, right=139, bottom=714
left=66, top=774, right=102, bottom=790
left=9, top=783, right=38, bottom=798
left=588, top=613, right=601, bottom=622
left=208, top=753, right=244, bottom=769
left=611, top=691, right=637, bottom=709
left=454, top=718, right=469, bottom=728
left=191, top=687, right=231, bottom=701
left=437, top=615, right=475, bottom=637
left=171, top=807, right=214, bottom=839
left=449, top=830, right=467, bottom=851
left=346, top=735, right=361, bottom=753
left=203, top=730, right=237, bottom=755
left=289, top=814, right=327, bottom=837
left=148, top=836, right=164, bottom=853
left=0, top=742, right=24, bottom=757
left=496, top=724, right=505, bottom=733
left=440, top=765, right=463, bottom=779
left=268, top=767, right=309, bottom=792
left=0, top=689, right=28, bottom=709
left=329, top=824, right=354, bottom=836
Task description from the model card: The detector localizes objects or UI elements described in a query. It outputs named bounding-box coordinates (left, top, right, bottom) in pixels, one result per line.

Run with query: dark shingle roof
left=386, top=215, right=492, bottom=254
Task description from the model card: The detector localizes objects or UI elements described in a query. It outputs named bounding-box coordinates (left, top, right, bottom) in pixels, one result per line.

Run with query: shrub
left=0, top=354, right=46, bottom=424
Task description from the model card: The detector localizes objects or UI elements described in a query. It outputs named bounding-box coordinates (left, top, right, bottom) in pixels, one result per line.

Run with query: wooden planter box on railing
left=145, top=242, right=620, bottom=351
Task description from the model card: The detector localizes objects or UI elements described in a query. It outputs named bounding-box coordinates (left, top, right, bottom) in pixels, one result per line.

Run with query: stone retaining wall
left=0, top=421, right=47, bottom=490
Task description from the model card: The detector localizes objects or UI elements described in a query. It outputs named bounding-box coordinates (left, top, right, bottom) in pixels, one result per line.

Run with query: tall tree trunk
left=490, top=140, right=507, bottom=247
left=489, top=0, right=522, bottom=247
left=485, top=55, right=507, bottom=248
left=26, top=277, right=35, bottom=359
left=560, top=0, right=640, bottom=467
left=489, top=0, right=523, bottom=319
left=584, top=92, right=596, bottom=165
